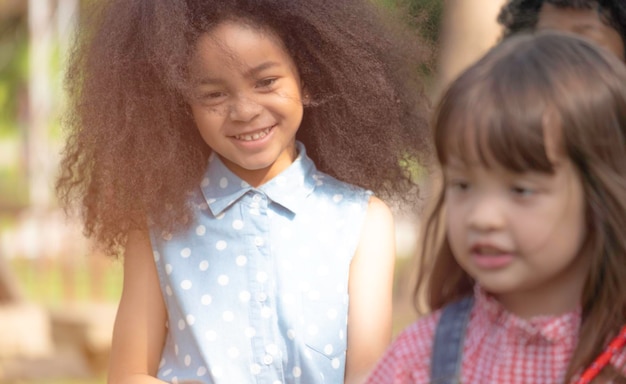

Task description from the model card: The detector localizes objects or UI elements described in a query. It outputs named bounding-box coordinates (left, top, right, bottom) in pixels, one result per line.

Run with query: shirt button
left=253, top=194, right=262, bottom=202
left=254, top=237, right=264, bottom=246
left=266, top=344, right=279, bottom=355
left=256, top=292, right=267, bottom=302
left=263, top=354, right=273, bottom=365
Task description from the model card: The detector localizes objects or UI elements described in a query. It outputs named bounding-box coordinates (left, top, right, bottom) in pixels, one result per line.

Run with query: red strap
left=575, top=325, right=626, bottom=384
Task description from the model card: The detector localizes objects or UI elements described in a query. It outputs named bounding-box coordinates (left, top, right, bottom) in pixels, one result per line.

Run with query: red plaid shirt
left=366, top=287, right=626, bottom=384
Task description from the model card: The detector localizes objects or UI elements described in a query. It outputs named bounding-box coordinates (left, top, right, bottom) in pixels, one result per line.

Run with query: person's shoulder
left=310, top=169, right=371, bottom=201
left=363, top=195, right=391, bottom=223
left=299, top=142, right=369, bottom=197
left=392, top=311, right=441, bottom=360
left=313, top=169, right=366, bottom=191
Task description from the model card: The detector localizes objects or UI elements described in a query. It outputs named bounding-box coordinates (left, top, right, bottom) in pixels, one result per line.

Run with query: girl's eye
left=256, top=78, right=277, bottom=88
left=204, top=91, right=226, bottom=99
left=446, top=179, right=470, bottom=191
left=195, top=90, right=227, bottom=105
left=511, top=185, right=535, bottom=197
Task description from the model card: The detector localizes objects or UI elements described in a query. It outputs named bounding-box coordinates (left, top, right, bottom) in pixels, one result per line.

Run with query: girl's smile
left=188, top=20, right=305, bottom=187
left=231, top=124, right=276, bottom=142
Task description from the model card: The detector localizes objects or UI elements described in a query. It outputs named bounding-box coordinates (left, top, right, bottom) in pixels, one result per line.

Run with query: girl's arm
left=108, top=230, right=168, bottom=384
left=344, top=196, right=396, bottom=384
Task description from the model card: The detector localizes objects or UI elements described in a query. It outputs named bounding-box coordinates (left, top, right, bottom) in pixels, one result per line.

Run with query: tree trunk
left=27, top=0, right=54, bottom=212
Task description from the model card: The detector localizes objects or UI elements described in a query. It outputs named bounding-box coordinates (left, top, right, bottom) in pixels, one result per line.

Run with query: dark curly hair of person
left=498, top=0, right=626, bottom=47
left=56, top=0, right=433, bottom=256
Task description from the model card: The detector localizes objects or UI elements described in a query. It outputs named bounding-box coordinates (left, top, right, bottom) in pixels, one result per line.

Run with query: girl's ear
left=302, top=84, right=311, bottom=106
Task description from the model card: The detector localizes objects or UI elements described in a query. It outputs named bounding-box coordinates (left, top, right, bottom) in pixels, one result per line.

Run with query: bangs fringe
left=434, top=48, right=557, bottom=174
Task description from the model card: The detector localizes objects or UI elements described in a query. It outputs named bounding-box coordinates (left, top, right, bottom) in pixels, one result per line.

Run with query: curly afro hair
left=498, top=0, right=626, bottom=49
left=57, top=0, right=433, bottom=255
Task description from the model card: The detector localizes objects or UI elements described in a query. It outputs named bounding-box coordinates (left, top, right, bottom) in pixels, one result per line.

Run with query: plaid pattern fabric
left=366, top=287, right=626, bottom=384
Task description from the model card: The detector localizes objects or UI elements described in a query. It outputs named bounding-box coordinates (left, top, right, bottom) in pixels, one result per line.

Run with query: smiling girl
left=56, top=0, right=431, bottom=383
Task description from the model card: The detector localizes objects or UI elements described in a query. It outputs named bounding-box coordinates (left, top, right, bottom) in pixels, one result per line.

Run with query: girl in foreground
left=57, top=0, right=431, bottom=383
left=367, top=31, right=626, bottom=383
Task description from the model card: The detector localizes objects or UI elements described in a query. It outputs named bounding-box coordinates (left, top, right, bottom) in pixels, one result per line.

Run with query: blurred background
left=0, top=0, right=504, bottom=383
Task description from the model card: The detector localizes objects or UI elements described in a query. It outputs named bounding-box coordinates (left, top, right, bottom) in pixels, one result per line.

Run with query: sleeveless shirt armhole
left=345, top=189, right=374, bottom=264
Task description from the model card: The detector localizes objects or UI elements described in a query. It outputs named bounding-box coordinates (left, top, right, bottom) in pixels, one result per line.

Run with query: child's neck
left=496, top=289, right=580, bottom=319
left=217, top=144, right=299, bottom=188
left=494, top=264, right=587, bottom=319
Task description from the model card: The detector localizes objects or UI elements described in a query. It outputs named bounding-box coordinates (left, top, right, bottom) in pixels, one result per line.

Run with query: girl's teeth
left=237, top=127, right=270, bottom=141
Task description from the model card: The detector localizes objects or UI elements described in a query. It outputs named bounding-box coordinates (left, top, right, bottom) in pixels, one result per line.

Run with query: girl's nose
left=467, top=195, right=506, bottom=232
left=228, top=95, right=262, bottom=122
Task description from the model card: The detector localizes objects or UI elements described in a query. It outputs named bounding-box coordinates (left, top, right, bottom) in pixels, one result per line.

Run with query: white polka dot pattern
left=151, top=142, right=370, bottom=383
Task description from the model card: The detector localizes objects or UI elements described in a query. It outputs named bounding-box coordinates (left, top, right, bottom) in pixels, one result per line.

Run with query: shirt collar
left=200, top=141, right=316, bottom=216
left=474, top=285, right=581, bottom=344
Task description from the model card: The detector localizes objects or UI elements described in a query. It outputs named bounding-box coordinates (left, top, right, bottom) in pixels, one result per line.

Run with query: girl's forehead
left=536, top=3, right=625, bottom=59
left=204, top=19, right=280, bottom=44
left=442, top=128, right=497, bottom=167
left=190, top=20, right=295, bottom=77
left=199, top=21, right=283, bottom=56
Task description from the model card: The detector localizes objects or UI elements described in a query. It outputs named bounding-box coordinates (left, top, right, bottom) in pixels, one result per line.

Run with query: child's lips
left=471, top=243, right=508, bottom=255
left=232, top=125, right=276, bottom=141
left=469, top=243, right=515, bottom=269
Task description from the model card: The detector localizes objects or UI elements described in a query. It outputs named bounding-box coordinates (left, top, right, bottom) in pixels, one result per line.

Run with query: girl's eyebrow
left=196, top=61, right=281, bottom=85
left=445, top=156, right=468, bottom=169
left=244, top=61, right=281, bottom=78
left=197, top=77, right=223, bottom=86
left=572, top=23, right=600, bottom=32
left=443, top=163, right=467, bottom=173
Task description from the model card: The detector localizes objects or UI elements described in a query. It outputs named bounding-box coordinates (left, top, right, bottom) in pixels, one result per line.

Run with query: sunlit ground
left=3, top=254, right=119, bottom=384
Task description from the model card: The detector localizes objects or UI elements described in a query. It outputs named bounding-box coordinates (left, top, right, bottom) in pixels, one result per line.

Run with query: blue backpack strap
left=430, top=296, right=474, bottom=384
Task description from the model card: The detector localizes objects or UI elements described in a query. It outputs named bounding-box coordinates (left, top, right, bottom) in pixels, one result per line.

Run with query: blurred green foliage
left=406, top=0, right=444, bottom=43
left=10, top=257, right=123, bottom=307
left=376, top=0, right=443, bottom=89
left=377, top=0, right=443, bottom=43
left=0, top=13, right=28, bottom=137
left=0, top=161, right=29, bottom=210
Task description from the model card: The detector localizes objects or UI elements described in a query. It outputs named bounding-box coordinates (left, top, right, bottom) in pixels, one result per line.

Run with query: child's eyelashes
left=510, top=185, right=536, bottom=197
left=256, top=77, right=278, bottom=89
left=446, top=178, right=471, bottom=192
left=443, top=176, right=540, bottom=199
left=205, top=91, right=227, bottom=100
left=193, top=77, right=279, bottom=104
left=194, top=90, right=228, bottom=105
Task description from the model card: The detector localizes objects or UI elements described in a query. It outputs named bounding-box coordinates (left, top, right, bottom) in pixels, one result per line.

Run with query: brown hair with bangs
left=416, top=31, right=626, bottom=382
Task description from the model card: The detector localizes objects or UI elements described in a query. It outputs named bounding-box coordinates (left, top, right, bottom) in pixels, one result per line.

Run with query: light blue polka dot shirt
left=151, top=142, right=372, bottom=384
